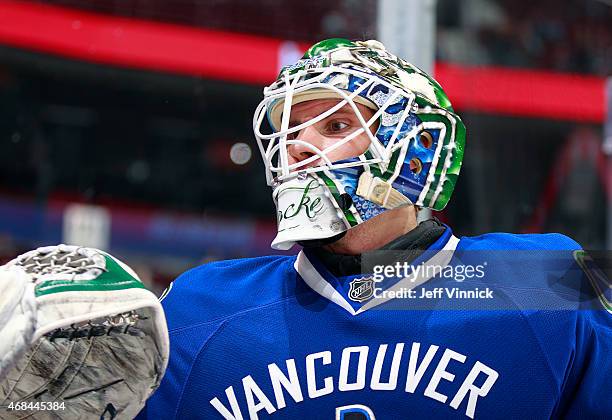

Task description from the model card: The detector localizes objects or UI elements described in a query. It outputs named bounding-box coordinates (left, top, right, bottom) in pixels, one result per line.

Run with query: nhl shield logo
left=348, top=277, right=374, bottom=303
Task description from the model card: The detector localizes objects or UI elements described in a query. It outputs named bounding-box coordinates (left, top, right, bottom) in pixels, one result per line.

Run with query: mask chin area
left=297, top=231, right=347, bottom=248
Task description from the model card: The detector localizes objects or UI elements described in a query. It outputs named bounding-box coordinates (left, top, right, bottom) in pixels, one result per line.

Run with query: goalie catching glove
left=0, top=245, right=169, bottom=419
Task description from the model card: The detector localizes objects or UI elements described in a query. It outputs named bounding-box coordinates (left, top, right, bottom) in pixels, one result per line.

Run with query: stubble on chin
left=324, top=205, right=418, bottom=255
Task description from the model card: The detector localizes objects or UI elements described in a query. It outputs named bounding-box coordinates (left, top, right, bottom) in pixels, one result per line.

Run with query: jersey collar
left=294, top=226, right=460, bottom=316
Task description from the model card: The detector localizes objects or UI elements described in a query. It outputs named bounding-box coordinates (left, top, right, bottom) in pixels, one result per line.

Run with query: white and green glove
left=0, top=245, right=169, bottom=419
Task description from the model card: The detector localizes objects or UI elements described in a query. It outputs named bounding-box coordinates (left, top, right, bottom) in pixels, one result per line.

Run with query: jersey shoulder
left=161, top=255, right=298, bottom=331
left=455, top=232, right=586, bottom=309
left=457, top=231, right=581, bottom=251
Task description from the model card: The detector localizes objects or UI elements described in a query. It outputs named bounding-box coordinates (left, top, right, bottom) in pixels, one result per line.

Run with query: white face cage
left=253, top=65, right=417, bottom=186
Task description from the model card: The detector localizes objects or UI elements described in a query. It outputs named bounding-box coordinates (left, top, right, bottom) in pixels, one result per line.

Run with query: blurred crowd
left=38, top=0, right=612, bottom=76
left=437, top=0, right=612, bottom=75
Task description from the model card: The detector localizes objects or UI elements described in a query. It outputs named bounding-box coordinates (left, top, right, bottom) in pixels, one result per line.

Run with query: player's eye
left=327, top=120, right=349, bottom=133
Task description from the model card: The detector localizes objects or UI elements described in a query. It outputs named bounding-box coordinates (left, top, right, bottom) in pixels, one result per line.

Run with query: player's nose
left=287, top=126, right=324, bottom=167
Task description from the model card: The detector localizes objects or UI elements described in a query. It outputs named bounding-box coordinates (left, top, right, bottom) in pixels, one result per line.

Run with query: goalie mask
left=254, top=38, right=466, bottom=250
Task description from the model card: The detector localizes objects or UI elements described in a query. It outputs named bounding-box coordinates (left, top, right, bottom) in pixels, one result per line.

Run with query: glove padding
left=0, top=245, right=169, bottom=419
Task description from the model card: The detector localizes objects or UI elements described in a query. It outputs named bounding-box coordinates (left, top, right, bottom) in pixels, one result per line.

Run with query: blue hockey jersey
left=139, top=228, right=611, bottom=419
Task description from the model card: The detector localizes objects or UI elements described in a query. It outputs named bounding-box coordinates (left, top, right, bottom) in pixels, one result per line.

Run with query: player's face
left=286, top=99, right=376, bottom=167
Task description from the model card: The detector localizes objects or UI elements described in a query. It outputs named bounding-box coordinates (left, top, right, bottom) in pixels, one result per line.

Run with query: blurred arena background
left=0, top=0, right=610, bottom=293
